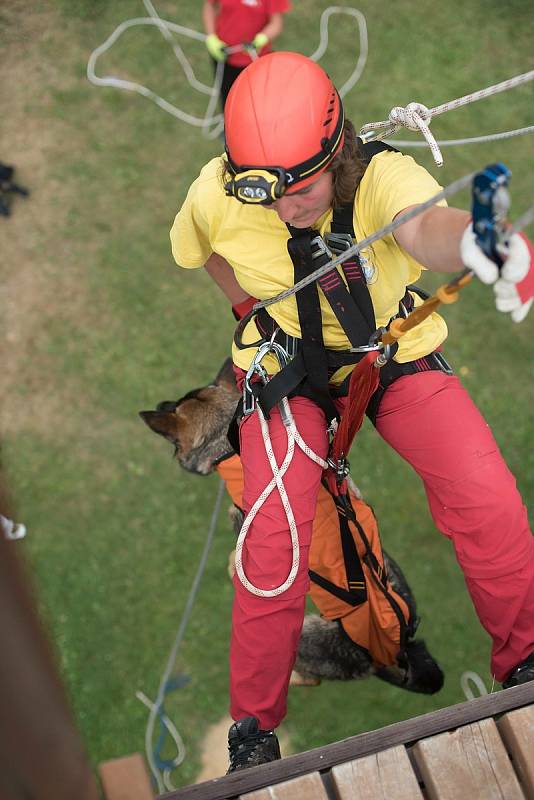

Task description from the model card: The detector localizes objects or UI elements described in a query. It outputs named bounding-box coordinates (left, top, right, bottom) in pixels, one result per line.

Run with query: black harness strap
left=309, top=491, right=368, bottom=607
left=233, top=139, right=454, bottom=427
left=286, top=231, right=339, bottom=425
left=325, top=201, right=376, bottom=331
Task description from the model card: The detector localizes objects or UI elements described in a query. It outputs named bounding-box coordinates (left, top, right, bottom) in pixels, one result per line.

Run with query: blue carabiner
left=471, top=162, right=511, bottom=270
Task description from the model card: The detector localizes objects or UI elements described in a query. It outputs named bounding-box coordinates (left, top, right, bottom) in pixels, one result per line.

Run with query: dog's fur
left=140, top=359, right=443, bottom=694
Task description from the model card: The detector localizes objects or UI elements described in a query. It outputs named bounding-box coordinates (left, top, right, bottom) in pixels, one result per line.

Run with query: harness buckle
left=327, top=455, right=350, bottom=483
left=324, top=232, right=353, bottom=255
left=310, top=235, right=334, bottom=261
left=368, top=326, right=394, bottom=364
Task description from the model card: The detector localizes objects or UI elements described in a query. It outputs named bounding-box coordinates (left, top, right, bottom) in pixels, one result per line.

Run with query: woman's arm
left=257, top=12, right=284, bottom=44
left=393, top=203, right=533, bottom=321
left=204, top=252, right=250, bottom=304
left=393, top=205, right=469, bottom=273
left=202, top=1, right=219, bottom=35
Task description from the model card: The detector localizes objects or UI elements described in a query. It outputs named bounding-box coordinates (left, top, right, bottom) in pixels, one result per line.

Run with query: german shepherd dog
left=140, top=360, right=443, bottom=694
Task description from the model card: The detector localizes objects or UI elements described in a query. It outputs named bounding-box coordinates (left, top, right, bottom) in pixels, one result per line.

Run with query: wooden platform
left=157, top=681, right=534, bottom=800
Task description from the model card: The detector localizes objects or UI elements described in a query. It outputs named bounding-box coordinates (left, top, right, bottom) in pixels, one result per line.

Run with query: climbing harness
left=361, top=70, right=534, bottom=166
left=233, top=157, right=533, bottom=597
left=137, top=479, right=225, bottom=793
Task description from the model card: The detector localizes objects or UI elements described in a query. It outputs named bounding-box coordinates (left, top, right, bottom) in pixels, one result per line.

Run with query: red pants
left=230, top=371, right=534, bottom=729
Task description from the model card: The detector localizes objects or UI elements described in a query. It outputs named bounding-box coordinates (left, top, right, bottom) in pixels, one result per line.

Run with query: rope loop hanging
left=360, top=69, right=534, bottom=166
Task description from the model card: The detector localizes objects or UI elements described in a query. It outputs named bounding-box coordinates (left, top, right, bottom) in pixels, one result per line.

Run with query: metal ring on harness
left=243, top=338, right=291, bottom=416
left=350, top=326, right=394, bottom=364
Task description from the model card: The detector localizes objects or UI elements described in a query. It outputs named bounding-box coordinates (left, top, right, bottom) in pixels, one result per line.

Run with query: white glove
left=460, top=225, right=533, bottom=322
left=494, top=278, right=533, bottom=323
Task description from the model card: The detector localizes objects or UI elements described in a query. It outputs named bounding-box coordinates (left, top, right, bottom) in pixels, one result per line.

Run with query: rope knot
left=387, top=102, right=443, bottom=167
left=389, top=102, right=431, bottom=130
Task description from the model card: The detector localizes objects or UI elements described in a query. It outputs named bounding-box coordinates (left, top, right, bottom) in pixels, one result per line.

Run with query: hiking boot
left=502, top=651, right=534, bottom=689
left=227, top=716, right=281, bottom=773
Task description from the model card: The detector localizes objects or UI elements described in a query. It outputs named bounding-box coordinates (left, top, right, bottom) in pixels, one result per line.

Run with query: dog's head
left=139, top=358, right=239, bottom=475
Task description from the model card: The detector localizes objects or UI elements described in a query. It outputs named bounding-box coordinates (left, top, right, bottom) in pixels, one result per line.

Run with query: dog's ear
left=214, top=358, right=236, bottom=389
left=139, top=410, right=181, bottom=442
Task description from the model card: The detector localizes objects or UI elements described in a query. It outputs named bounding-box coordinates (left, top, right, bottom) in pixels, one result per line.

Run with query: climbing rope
left=361, top=70, right=534, bottom=166
left=87, top=4, right=533, bottom=160
left=87, top=3, right=368, bottom=140
left=137, top=478, right=225, bottom=793
left=390, top=125, right=534, bottom=151
left=460, top=671, right=496, bottom=700
left=235, top=345, right=328, bottom=597
left=253, top=169, right=478, bottom=311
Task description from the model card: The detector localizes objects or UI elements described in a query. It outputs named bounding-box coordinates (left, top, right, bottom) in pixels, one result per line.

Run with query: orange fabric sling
left=217, top=454, right=411, bottom=667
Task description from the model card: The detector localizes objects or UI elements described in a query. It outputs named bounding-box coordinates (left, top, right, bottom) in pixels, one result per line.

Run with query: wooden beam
left=157, top=683, right=534, bottom=800
left=331, top=745, right=423, bottom=800
left=498, top=705, right=534, bottom=799
left=412, top=719, right=524, bottom=799
left=240, top=772, right=327, bottom=800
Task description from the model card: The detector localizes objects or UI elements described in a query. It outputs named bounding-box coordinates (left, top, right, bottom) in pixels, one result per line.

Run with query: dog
left=140, top=359, right=443, bottom=694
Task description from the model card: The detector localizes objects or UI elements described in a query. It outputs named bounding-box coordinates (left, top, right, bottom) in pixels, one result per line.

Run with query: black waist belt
left=233, top=286, right=452, bottom=423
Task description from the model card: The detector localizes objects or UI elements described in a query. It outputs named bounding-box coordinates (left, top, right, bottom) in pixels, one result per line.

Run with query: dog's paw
left=227, top=548, right=236, bottom=580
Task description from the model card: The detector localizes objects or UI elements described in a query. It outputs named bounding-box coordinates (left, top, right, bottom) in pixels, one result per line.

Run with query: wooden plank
left=157, top=688, right=534, bottom=800
left=100, top=754, right=154, bottom=800
left=412, top=718, right=525, bottom=800
left=331, top=745, right=423, bottom=800
left=240, top=772, right=327, bottom=800
left=498, top=705, right=534, bottom=799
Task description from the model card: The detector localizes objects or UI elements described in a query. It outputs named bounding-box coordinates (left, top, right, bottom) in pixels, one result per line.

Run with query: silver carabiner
left=243, top=338, right=291, bottom=415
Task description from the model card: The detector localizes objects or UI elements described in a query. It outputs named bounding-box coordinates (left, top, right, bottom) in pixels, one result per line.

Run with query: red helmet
left=224, top=52, right=344, bottom=204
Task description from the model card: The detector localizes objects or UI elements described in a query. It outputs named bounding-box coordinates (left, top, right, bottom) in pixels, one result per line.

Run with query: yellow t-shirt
left=170, top=151, right=448, bottom=381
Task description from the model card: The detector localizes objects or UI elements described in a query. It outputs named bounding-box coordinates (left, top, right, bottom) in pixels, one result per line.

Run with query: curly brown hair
left=327, top=119, right=369, bottom=209
left=219, top=118, right=369, bottom=209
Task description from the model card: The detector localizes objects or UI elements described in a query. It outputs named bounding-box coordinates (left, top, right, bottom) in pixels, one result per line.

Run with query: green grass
left=1, top=0, right=533, bottom=791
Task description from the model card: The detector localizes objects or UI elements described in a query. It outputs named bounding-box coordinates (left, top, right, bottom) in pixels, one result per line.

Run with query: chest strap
left=287, top=230, right=340, bottom=425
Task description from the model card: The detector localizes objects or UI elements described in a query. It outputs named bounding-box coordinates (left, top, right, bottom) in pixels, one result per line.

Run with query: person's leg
left=230, top=396, right=329, bottom=730
left=375, top=372, right=534, bottom=682
left=219, top=62, right=244, bottom=110
left=210, top=58, right=245, bottom=112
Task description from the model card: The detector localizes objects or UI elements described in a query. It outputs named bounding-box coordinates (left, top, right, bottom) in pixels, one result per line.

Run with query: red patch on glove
left=517, top=233, right=534, bottom=304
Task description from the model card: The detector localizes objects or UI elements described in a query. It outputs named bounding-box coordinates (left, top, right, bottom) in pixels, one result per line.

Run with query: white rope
left=309, top=6, right=368, bottom=99
left=235, top=397, right=327, bottom=598
left=360, top=70, right=534, bottom=166
left=460, top=670, right=496, bottom=701
left=256, top=169, right=478, bottom=310
left=460, top=670, right=489, bottom=700
left=389, top=125, right=534, bottom=150
left=86, top=4, right=368, bottom=137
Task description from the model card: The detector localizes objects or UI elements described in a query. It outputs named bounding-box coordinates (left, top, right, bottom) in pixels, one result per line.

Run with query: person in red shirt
left=202, top=0, right=291, bottom=110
